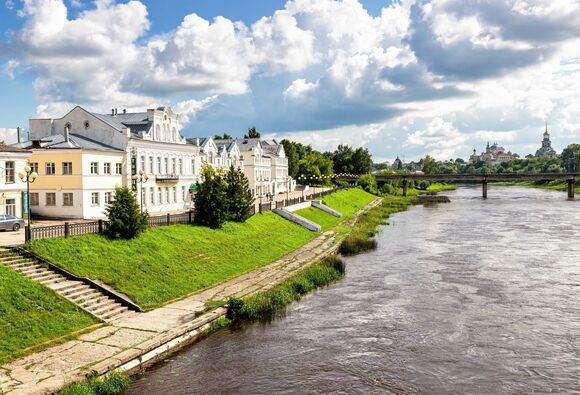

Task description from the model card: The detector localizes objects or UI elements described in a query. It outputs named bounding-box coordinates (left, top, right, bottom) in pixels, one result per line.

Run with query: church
left=535, top=123, right=557, bottom=158
left=469, top=142, right=516, bottom=167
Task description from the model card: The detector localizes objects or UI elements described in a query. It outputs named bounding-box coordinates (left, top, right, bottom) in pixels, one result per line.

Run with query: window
left=104, top=192, right=113, bottom=204
left=181, top=186, right=186, bottom=202
left=30, top=192, right=39, bottom=206
left=140, top=156, right=145, bottom=172
left=172, top=158, right=176, bottom=174
left=30, top=162, right=38, bottom=174
left=149, top=187, right=155, bottom=205
left=115, top=163, right=123, bottom=175
left=84, top=120, right=90, bottom=129
left=173, top=187, right=177, bottom=203
left=90, top=162, right=98, bottom=174
left=157, top=157, right=161, bottom=174
left=63, top=193, right=73, bottom=206
left=91, top=192, right=99, bottom=206
left=149, top=156, right=154, bottom=174
left=46, top=193, right=56, bottom=206
left=4, top=199, right=15, bottom=216
left=45, top=162, right=55, bottom=175
left=191, top=159, right=196, bottom=175
left=179, top=159, right=183, bottom=175
left=164, top=158, right=169, bottom=174
left=62, top=162, right=73, bottom=175
left=4, top=161, right=14, bottom=183
left=104, top=163, right=111, bottom=174
left=166, top=187, right=170, bottom=203
left=158, top=188, right=163, bottom=204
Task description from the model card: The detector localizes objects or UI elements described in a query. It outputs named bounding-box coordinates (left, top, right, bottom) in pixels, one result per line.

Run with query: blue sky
left=1, top=0, right=579, bottom=162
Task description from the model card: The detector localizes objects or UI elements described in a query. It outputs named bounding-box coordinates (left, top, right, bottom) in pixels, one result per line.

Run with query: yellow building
left=15, top=133, right=125, bottom=219
left=0, top=144, right=32, bottom=218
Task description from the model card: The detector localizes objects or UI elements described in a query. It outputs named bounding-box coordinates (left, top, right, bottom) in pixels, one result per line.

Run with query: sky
left=1, top=0, right=580, bottom=162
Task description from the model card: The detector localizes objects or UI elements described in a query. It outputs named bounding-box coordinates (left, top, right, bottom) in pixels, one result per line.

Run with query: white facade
left=0, top=147, right=31, bottom=218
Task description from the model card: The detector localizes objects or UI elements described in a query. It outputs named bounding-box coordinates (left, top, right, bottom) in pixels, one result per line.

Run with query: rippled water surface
left=127, top=186, right=580, bottom=394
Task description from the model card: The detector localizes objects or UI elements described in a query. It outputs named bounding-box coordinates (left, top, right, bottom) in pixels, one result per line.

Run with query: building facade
left=0, top=144, right=31, bottom=217
left=535, top=124, right=557, bottom=158
left=469, top=142, right=517, bottom=167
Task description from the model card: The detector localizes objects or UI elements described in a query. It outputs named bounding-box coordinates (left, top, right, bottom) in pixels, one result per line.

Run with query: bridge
left=336, top=173, right=579, bottom=199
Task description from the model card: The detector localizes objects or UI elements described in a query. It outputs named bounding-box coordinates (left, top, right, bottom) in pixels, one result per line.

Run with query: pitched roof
left=0, top=144, right=30, bottom=153
left=91, top=112, right=152, bottom=138
left=16, top=134, right=123, bottom=152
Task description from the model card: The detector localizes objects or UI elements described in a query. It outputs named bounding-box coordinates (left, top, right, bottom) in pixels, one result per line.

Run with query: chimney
left=111, top=108, right=115, bottom=116
left=196, top=138, right=200, bottom=146
left=123, top=109, right=127, bottom=114
left=16, top=127, right=21, bottom=144
left=64, top=125, right=70, bottom=142
left=114, top=108, right=118, bottom=116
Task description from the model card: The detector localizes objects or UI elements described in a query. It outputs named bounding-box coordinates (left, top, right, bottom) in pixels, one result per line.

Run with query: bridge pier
left=567, top=179, right=575, bottom=199
left=402, top=178, right=408, bottom=197
left=482, top=180, right=488, bottom=199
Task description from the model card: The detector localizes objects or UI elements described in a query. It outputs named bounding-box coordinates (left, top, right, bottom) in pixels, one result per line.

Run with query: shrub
left=105, top=186, right=148, bottom=239
left=194, top=165, right=228, bottom=229
left=357, top=173, right=378, bottom=195
left=225, top=165, right=254, bottom=222
left=339, top=233, right=378, bottom=256
left=59, top=371, right=131, bottom=395
left=379, top=183, right=396, bottom=195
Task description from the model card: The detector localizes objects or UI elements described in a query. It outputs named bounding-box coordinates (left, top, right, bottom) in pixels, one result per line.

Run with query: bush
left=60, top=371, right=131, bottom=395
left=357, top=173, right=378, bottom=195
left=225, top=165, right=254, bottom=222
left=105, top=186, right=148, bottom=239
left=379, top=183, right=396, bottom=195
left=338, top=233, right=377, bottom=255
left=194, top=165, right=229, bottom=229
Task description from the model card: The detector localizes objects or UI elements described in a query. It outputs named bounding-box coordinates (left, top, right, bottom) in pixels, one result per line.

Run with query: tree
left=561, top=144, right=580, bottom=172
left=214, top=133, right=232, bottom=140
left=244, top=126, right=261, bottom=139
left=420, top=155, right=438, bottom=174
left=296, top=152, right=333, bottom=185
left=331, top=144, right=354, bottom=174
left=225, top=165, right=253, bottom=222
left=105, top=186, right=148, bottom=239
left=357, top=174, right=378, bottom=195
left=194, top=165, right=228, bottom=229
left=281, top=139, right=313, bottom=178
left=352, top=147, right=373, bottom=174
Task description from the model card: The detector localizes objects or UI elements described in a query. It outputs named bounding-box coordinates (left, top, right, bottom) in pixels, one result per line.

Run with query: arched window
left=155, top=125, right=161, bottom=140
left=172, top=127, right=177, bottom=142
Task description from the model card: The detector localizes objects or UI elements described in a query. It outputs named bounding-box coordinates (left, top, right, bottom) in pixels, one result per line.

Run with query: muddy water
left=127, top=186, right=580, bottom=394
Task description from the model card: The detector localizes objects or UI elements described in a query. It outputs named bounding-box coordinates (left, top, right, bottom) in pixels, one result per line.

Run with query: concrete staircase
left=0, top=247, right=135, bottom=323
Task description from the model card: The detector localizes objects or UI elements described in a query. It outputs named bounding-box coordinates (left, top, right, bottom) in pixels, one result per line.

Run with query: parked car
left=0, top=215, right=25, bottom=231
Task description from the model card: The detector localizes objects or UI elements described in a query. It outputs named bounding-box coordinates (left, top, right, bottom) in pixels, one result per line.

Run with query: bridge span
left=337, top=173, right=579, bottom=199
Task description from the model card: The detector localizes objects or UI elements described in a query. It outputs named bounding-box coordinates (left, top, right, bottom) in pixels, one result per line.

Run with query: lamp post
left=286, top=176, right=291, bottom=202
left=131, top=170, right=149, bottom=214
left=18, top=165, right=38, bottom=242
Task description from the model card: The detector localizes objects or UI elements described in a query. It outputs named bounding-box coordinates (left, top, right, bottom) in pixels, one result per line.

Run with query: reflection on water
left=127, top=186, right=580, bottom=394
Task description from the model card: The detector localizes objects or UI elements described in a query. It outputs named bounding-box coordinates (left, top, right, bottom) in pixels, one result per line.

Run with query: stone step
left=91, top=302, right=126, bottom=318
left=48, top=280, right=85, bottom=293
left=87, top=300, right=121, bottom=316
left=8, top=261, right=39, bottom=270
left=68, top=290, right=104, bottom=305
left=63, top=286, right=94, bottom=300
left=79, top=296, right=110, bottom=309
left=99, top=306, right=129, bottom=321
left=17, top=265, right=45, bottom=275
left=28, top=270, right=56, bottom=280
left=2, top=258, right=30, bottom=265
left=38, top=275, right=67, bottom=286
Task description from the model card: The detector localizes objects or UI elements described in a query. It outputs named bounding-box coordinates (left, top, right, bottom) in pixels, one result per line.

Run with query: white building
left=24, top=106, right=201, bottom=218
left=0, top=144, right=31, bottom=218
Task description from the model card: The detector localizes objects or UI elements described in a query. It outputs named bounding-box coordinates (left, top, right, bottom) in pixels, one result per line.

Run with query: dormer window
left=84, top=120, right=90, bottom=129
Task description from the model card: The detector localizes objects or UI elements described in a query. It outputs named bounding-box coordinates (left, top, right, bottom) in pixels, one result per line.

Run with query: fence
left=27, top=210, right=196, bottom=242
left=26, top=186, right=347, bottom=242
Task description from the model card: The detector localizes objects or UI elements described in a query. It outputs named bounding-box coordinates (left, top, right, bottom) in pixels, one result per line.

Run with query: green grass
left=403, top=182, right=457, bottom=196
left=30, top=188, right=376, bottom=310
left=59, top=371, right=131, bottom=395
left=226, top=256, right=345, bottom=322
left=492, top=180, right=580, bottom=193
left=0, top=264, right=96, bottom=364
left=294, top=207, right=341, bottom=230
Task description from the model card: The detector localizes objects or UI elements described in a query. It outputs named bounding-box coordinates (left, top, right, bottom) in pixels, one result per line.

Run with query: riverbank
left=492, top=180, right=580, bottom=194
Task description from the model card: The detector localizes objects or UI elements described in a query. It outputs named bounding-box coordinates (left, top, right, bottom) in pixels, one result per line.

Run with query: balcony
left=156, top=174, right=180, bottom=183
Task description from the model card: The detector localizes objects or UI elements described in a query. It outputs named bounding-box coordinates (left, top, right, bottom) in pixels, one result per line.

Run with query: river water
left=127, top=186, right=580, bottom=394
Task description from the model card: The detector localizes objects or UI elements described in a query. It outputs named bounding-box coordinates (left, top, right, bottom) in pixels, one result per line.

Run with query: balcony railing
left=155, top=174, right=180, bottom=183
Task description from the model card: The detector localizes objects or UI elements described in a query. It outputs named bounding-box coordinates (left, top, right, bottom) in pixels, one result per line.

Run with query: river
left=127, top=186, right=580, bottom=394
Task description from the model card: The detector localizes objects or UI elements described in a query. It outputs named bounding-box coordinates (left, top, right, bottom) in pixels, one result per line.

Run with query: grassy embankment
left=402, top=182, right=456, bottom=196
left=0, top=264, right=97, bottom=364
left=492, top=180, right=580, bottom=194
left=30, top=188, right=376, bottom=310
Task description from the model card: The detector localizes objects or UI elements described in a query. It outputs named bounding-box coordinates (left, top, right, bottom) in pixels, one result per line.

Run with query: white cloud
left=174, top=95, right=219, bottom=128
left=0, top=128, right=18, bottom=144
left=283, top=78, right=319, bottom=100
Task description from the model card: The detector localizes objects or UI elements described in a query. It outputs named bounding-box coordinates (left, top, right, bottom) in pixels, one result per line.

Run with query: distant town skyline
left=1, top=0, right=580, bottom=162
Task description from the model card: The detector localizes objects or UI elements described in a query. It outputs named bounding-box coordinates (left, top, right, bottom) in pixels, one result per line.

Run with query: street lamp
left=286, top=176, right=291, bottom=202
left=131, top=170, right=149, bottom=214
left=18, top=165, right=38, bottom=241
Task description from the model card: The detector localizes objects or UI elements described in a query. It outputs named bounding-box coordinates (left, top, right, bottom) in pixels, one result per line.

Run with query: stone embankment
left=0, top=197, right=382, bottom=395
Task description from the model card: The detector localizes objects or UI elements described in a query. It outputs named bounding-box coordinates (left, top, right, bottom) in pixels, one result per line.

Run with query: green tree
left=352, top=147, right=373, bottom=174
left=332, top=144, right=354, bottom=174
left=105, top=186, right=148, bottom=239
left=420, top=155, right=439, bottom=174
left=561, top=144, right=580, bottom=172
left=214, top=133, right=232, bottom=140
left=244, top=126, right=261, bottom=139
left=225, top=165, right=253, bottom=222
left=194, top=165, right=228, bottom=229
left=357, top=174, right=378, bottom=195
left=296, top=152, right=333, bottom=185
left=281, top=139, right=313, bottom=178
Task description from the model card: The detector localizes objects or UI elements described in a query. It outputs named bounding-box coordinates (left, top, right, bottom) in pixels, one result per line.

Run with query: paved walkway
left=0, top=231, right=341, bottom=395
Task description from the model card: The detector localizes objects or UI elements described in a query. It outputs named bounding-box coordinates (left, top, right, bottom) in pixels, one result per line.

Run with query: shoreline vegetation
left=491, top=180, right=580, bottom=194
